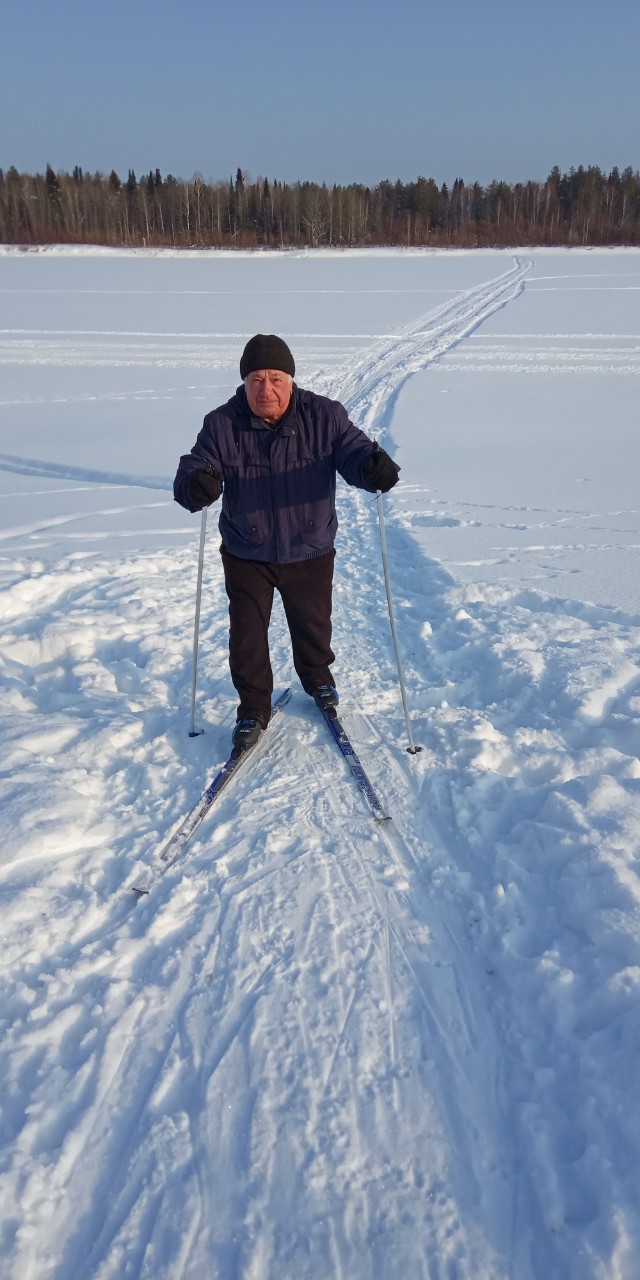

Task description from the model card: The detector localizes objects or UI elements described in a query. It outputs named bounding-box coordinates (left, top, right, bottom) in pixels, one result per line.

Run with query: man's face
left=244, top=369, right=292, bottom=423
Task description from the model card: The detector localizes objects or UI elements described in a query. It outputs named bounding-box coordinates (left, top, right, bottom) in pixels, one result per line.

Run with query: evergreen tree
left=45, top=164, right=64, bottom=228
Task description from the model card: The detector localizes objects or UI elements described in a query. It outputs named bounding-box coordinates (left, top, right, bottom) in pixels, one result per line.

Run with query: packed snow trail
left=1, top=253, right=639, bottom=1280
left=335, top=254, right=531, bottom=428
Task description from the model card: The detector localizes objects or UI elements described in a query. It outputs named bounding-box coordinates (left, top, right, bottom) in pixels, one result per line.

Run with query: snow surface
left=0, top=246, right=639, bottom=1280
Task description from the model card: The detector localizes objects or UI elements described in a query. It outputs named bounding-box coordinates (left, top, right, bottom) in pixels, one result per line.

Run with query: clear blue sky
left=2, top=0, right=639, bottom=186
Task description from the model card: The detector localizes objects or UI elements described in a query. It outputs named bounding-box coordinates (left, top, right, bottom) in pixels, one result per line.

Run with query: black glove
left=186, top=466, right=221, bottom=510
left=362, top=442, right=400, bottom=493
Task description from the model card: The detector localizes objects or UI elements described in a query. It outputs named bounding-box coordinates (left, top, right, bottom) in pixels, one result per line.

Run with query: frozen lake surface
left=0, top=246, right=639, bottom=1280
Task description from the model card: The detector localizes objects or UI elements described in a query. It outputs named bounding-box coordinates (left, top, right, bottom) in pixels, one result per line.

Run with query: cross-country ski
left=131, top=689, right=292, bottom=895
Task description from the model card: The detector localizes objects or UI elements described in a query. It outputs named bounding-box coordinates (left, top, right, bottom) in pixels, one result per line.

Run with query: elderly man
left=174, top=334, right=399, bottom=754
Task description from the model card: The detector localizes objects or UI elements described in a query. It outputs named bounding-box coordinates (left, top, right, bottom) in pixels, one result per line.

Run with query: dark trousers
left=221, top=547, right=336, bottom=726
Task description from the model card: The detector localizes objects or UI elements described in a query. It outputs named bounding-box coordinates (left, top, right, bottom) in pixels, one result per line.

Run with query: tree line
left=1, top=163, right=640, bottom=249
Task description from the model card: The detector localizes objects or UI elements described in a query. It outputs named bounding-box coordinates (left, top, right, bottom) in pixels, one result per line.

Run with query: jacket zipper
left=269, top=429, right=280, bottom=562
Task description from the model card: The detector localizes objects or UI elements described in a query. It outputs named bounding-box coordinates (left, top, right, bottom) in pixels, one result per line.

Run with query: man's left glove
left=186, top=466, right=221, bottom=510
left=362, top=443, right=400, bottom=493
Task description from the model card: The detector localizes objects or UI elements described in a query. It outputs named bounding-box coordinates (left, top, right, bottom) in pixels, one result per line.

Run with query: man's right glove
left=362, top=442, right=400, bottom=493
left=186, top=466, right=221, bottom=510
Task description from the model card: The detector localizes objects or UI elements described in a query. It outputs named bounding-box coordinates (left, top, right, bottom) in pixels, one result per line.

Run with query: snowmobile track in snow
left=336, top=255, right=532, bottom=423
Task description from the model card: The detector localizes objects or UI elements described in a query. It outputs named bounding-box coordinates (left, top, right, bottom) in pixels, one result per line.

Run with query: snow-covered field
left=0, top=246, right=639, bottom=1280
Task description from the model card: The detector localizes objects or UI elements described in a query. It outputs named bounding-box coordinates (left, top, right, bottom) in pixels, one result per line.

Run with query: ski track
left=1, top=255, right=640, bottom=1279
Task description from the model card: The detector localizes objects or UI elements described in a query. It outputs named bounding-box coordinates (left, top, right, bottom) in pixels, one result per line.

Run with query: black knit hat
left=240, top=334, right=295, bottom=379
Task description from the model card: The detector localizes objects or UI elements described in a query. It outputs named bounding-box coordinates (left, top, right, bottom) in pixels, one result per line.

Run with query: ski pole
left=189, top=507, right=208, bottom=737
left=376, top=483, right=422, bottom=755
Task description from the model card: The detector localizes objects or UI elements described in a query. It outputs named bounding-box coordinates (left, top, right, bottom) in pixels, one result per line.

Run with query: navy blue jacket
left=174, top=384, right=379, bottom=563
